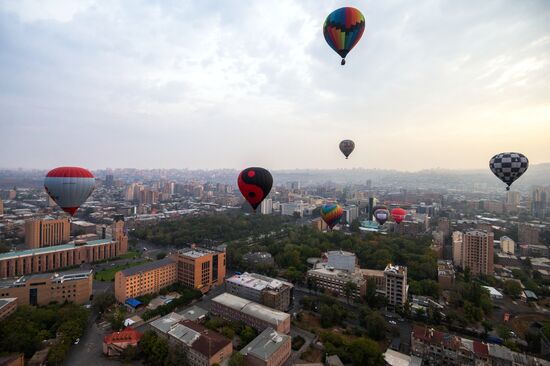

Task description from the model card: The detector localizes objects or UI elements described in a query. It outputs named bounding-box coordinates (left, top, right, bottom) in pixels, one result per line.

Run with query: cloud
left=0, top=0, right=549, bottom=170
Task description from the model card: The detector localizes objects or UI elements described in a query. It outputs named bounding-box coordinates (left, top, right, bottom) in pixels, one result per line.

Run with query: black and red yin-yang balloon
left=237, top=167, right=273, bottom=211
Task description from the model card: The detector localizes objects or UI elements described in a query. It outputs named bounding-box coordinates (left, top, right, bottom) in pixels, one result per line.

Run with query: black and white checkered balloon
left=489, top=152, right=529, bottom=190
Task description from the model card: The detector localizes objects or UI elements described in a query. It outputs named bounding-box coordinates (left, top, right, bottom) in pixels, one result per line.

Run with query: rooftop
left=327, top=250, right=355, bottom=257
left=384, top=264, right=407, bottom=275
left=182, top=320, right=231, bottom=357
left=178, top=305, right=208, bottom=322
left=211, top=293, right=289, bottom=325
left=0, top=270, right=93, bottom=289
left=120, top=257, right=176, bottom=276
left=0, top=297, right=17, bottom=309
left=150, top=312, right=184, bottom=334
left=226, top=272, right=291, bottom=292
left=0, top=238, right=115, bottom=260
left=178, top=247, right=217, bottom=259
left=103, top=327, right=142, bottom=345
left=240, top=327, right=290, bottom=361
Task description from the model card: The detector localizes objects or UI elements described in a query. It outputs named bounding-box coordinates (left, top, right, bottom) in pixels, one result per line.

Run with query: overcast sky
left=1, top=0, right=549, bottom=171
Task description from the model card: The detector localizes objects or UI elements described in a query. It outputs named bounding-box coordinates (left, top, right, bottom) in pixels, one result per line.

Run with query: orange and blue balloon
left=320, top=203, right=344, bottom=229
left=323, top=7, right=365, bottom=65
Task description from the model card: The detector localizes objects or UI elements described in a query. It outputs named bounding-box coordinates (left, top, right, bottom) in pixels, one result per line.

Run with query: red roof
left=103, top=327, right=142, bottom=345
left=473, top=341, right=489, bottom=357
left=412, top=325, right=461, bottom=350
left=46, top=167, right=94, bottom=178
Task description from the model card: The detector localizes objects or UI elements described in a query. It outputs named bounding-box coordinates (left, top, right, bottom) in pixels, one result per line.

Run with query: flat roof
left=240, top=327, right=290, bottom=360
left=0, top=238, right=115, bottom=260
left=150, top=312, right=184, bottom=334
left=226, top=272, right=288, bottom=291
left=178, top=305, right=208, bottom=322
left=483, top=286, right=503, bottom=297
left=120, top=257, right=176, bottom=276
left=212, top=293, right=289, bottom=325
left=178, top=248, right=215, bottom=258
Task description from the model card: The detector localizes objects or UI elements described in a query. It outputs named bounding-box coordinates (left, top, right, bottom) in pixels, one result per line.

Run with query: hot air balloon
left=44, top=167, right=95, bottom=216
left=374, top=208, right=389, bottom=225
left=238, top=167, right=273, bottom=211
left=339, top=140, right=355, bottom=159
left=391, top=208, right=407, bottom=224
left=320, top=203, right=344, bottom=229
left=323, top=7, right=365, bottom=65
left=489, top=152, right=529, bottom=191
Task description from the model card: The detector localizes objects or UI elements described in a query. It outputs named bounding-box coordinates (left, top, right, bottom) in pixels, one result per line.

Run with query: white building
left=500, top=236, right=515, bottom=255
left=327, top=250, right=357, bottom=272
left=452, top=231, right=463, bottom=267
left=280, top=201, right=306, bottom=217
left=343, top=205, right=359, bottom=224
left=384, top=264, right=408, bottom=309
left=260, top=199, right=273, bottom=215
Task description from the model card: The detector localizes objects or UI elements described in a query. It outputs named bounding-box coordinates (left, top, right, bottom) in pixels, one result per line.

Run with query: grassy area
left=119, top=250, right=141, bottom=259
left=94, top=260, right=148, bottom=281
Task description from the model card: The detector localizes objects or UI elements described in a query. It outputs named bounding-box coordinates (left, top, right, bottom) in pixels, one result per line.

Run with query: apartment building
left=225, top=272, right=293, bottom=311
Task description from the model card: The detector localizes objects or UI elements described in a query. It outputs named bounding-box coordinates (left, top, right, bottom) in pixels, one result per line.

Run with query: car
left=74, top=338, right=80, bottom=345
left=389, top=320, right=397, bottom=325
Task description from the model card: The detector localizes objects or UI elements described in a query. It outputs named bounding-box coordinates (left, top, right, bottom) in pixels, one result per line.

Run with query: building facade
left=0, top=270, right=92, bottom=306
left=114, top=258, right=178, bottom=303
left=360, top=269, right=386, bottom=292
left=225, top=272, right=293, bottom=311
left=211, top=293, right=290, bottom=334
left=518, top=223, right=540, bottom=245
left=384, top=264, right=408, bottom=309
left=462, top=230, right=494, bottom=276
left=500, top=236, right=515, bottom=255
left=240, top=327, right=291, bottom=366
left=174, top=247, right=226, bottom=293
left=25, top=217, right=70, bottom=249
left=452, top=231, right=463, bottom=267
left=437, top=260, right=455, bottom=289
left=307, top=264, right=366, bottom=299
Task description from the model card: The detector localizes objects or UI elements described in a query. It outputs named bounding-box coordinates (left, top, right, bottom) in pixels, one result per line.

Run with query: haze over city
left=1, top=0, right=549, bottom=170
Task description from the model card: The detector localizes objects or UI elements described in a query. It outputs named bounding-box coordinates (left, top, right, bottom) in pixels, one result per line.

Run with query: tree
left=364, top=311, right=386, bottom=341
left=343, top=281, right=358, bottom=304
left=239, top=326, right=257, bottom=347
left=348, top=338, right=384, bottom=366
left=121, top=345, right=139, bottom=362
left=221, top=326, right=235, bottom=340
left=156, top=252, right=167, bottom=260
left=164, top=345, right=187, bottom=366
left=365, top=278, right=377, bottom=306
left=228, top=352, right=245, bottom=366
left=503, top=280, right=522, bottom=298
left=48, top=342, right=69, bottom=366
left=92, top=292, right=116, bottom=313
left=140, top=330, right=169, bottom=366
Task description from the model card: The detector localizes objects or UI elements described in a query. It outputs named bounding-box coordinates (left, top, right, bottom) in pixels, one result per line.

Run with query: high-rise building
left=518, top=223, right=540, bottom=245
left=500, top=236, right=515, bottom=255
left=343, top=205, right=359, bottom=224
left=175, top=246, right=226, bottom=293
left=327, top=250, right=357, bottom=272
left=384, top=264, right=408, bottom=309
left=437, top=218, right=451, bottom=237
left=105, top=174, right=114, bottom=187
left=462, top=230, right=494, bottom=276
left=531, top=187, right=548, bottom=219
left=0, top=198, right=3, bottom=217
left=506, top=191, right=520, bottom=206
left=452, top=231, right=463, bottom=267
left=260, top=199, right=273, bottom=215
left=114, top=258, right=178, bottom=303
left=25, top=217, right=70, bottom=249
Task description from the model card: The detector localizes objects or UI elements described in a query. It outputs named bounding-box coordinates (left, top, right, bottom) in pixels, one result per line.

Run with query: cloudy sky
left=1, top=0, right=549, bottom=171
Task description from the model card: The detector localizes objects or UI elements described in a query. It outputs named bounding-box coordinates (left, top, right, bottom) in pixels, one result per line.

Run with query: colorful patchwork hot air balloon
left=391, top=208, right=407, bottom=224
left=323, top=7, right=365, bottom=65
left=44, top=167, right=96, bottom=216
left=374, top=208, right=389, bottom=226
left=320, top=203, right=344, bottom=229
left=489, top=152, right=529, bottom=191
left=339, top=140, right=355, bottom=159
left=238, top=167, right=273, bottom=211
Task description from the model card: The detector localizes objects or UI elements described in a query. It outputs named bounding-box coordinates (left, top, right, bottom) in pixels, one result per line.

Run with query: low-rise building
left=0, top=297, right=17, bottom=321
left=359, top=268, right=385, bottom=292
left=102, top=327, right=142, bottom=357
left=307, top=264, right=366, bottom=299
left=225, top=272, right=293, bottom=311
left=179, top=305, right=208, bottom=322
left=437, top=260, right=455, bottom=289
left=240, top=327, right=291, bottom=366
left=211, top=293, right=290, bottom=334
left=0, top=270, right=92, bottom=306
left=0, top=353, right=24, bottom=366
left=114, top=257, right=177, bottom=303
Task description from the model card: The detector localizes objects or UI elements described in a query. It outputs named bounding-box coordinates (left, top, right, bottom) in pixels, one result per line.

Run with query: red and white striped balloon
left=44, top=167, right=95, bottom=216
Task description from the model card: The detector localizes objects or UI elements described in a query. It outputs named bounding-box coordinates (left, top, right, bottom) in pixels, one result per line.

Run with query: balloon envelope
left=44, top=167, right=95, bottom=216
left=391, top=208, right=407, bottom=224
left=320, top=203, right=344, bottom=229
left=323, top=7, right=365, bottom=64
left=374, top=208, right=389, bottom=225
left=237, top=167, right=273, bottom=211
left=339, top=140, right=355, bottom=159
left=489, top=152, right=528, bottom=191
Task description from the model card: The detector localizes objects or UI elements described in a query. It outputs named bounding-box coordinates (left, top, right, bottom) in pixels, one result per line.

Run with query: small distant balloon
left=320, top=203, right=344, bottom=229
left=323, top=7, right=365, bottom=65
left=237, top=167, right=273, bottom=211
left=44, top=166, right=95, bottom=216
left=374, top=208, right=389, bottom=226
left=339, top=140, right=355, bottom=159
left=391, top=208, right=407, bottom=224
left=489, top=152, right=529, bottom=191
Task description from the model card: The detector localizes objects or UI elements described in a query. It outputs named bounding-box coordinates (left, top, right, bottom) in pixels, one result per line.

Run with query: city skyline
left=1, top=0, right=549, bottom=170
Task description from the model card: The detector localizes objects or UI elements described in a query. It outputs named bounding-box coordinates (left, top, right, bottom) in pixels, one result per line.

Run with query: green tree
left=364, top=311, right=386, bottom=340
left=239, top=326, right=257, bottom=347
left=156, top=252, right=167, bottom=260
left=92, top=292, right=116, bottom=313
left=221, top=326, right=235, bottom=340
left=140, top=330, right=169, bottom=366
left=164, top=345, right=187, bottom=366
left=503, top=280, right=522, bottom=298
left=48, top=342, right=69, bottom=366
left=348, top=337, right=384, bottom=366
left=228, top=352, right=246, bottom=366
